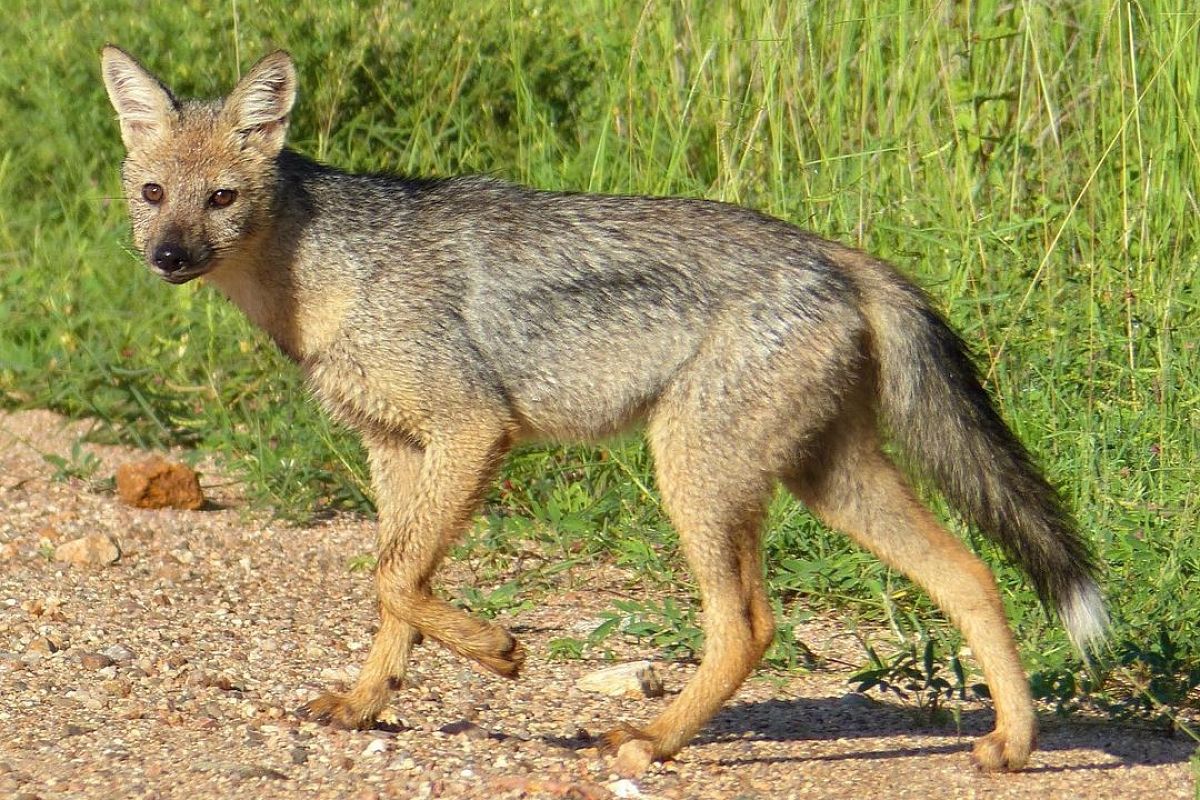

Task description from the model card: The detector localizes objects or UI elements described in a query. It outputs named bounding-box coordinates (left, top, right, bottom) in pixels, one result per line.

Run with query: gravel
left=0, top=408, right=1193, bottom=799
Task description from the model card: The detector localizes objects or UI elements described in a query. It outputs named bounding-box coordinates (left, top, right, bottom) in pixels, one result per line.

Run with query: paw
left=297, top=691, right=380, bottom=730
left=466, top=629, right=526, bottom=679
left=597, top=723, right=654, bottom=755
left=597, top=724, right=659, bottom=777
left=972, top=728, right=1034, bottom=772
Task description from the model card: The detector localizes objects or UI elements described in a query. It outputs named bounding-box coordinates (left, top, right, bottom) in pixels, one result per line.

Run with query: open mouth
left=152, top=267, right=212, bottom=284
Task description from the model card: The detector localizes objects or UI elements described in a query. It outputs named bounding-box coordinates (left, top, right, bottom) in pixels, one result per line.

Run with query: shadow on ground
left=692, top=695, right=1193, bottom=771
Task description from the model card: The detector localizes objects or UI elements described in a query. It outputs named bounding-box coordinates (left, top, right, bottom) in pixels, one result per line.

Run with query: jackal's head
left=101, top=46, right=296, bottom=283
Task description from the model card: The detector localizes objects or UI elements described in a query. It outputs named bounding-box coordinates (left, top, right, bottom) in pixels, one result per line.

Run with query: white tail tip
left=1060, top=581, right=1108, bottom=656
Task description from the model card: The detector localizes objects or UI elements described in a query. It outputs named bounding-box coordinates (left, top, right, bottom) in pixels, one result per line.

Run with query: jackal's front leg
left=300, top=424, right=516, bottom=729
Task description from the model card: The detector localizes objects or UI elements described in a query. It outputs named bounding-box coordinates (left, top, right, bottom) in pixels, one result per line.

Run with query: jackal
left=101, top=46, right=1106, bottom=771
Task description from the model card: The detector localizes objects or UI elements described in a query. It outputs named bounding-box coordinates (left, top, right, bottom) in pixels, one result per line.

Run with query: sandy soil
left=0, top=409, right=1193, bottom=799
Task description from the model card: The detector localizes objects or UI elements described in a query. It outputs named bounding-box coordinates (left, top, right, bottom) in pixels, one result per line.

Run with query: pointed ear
left=101, top=45, right=179, bottom=150
left=222, top=50, right=296, bottom=157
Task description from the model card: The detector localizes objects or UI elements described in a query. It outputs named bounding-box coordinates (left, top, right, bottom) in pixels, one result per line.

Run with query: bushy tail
left=846, top=251, right=1107, bottom=655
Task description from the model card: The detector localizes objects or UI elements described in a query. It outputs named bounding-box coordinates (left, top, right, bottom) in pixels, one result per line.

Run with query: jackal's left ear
left=223, top=50, right=297, bottom=157
left=101, top=45, right=180, bottom=150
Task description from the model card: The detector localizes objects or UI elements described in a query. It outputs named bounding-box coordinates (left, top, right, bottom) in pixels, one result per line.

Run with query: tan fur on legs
left=786, top=409, right=1036, bottom=771
left=380, top=590, right=525, bottom=676
left=601, top=418, right=778, bottom=760
left=302, top=422, right=519, bottom=728
left=601, top=514, right=772, bottom=759
left=301, top=613, right=417, bottom=728
left=300, top=438, right=423, bottom=728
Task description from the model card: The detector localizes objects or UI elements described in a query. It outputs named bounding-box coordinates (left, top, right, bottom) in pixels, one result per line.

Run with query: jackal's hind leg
left=785, top=408, right=1036, bottom=771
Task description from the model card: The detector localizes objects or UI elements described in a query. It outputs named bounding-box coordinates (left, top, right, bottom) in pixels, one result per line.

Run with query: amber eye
left=209, top=189, right=237, bottom=208
left=141, top=183, right=164, bottom=204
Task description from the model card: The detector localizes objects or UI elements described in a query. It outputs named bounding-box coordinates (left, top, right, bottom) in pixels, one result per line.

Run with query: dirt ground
left=0, top=409, right=1194, bottom=799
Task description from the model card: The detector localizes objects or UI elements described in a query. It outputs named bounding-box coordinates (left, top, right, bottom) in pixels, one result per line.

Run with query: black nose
left=152, top=243, right=191, bottom=272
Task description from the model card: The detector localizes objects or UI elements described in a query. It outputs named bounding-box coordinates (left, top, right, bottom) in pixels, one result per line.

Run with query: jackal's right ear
left=223, top=50, right=297, bottom=158
left=101, top=46, right=179, bottom=150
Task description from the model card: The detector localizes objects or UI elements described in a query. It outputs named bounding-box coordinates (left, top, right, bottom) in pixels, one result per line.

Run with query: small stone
left=289, top=747, right=309, bottom=765
left=116, top=456, right=204, bottom=511
left=362, top=738, right=389, bottom=756
left=319, top=665, right=360, bottom=684
left=46, top=603, right=68, bottom=622
left=575, top=661, right=664, bottom=699
left=101, top=644, right=136, bottom=664
left=78, top=692, right=108, bottom=711
left=26, top=635, right=62, bottom=655
left=439, top=719, right=489, bottom=740
left=54, top=534, right=120, bottom=567
left=188, top=671, right=234, bottom=690
left=607, top=778, right=643, bottom=798
left=80, top=652, right=115, bottom=670
left=839, top=692, right=874, bottom=710
left=235, top=765, right=287, bottom=781
left=170, top=548, right=195, bottom=565
left=0, top=542, right=18, bottom=561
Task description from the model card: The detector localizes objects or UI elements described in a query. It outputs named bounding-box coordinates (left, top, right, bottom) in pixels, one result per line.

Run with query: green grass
left=2, top=0, right=1198, bottom=725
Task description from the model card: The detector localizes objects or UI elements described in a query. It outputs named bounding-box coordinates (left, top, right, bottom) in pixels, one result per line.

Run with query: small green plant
left=547, top=613, right=630, bottom=661
left=456, top=580, right=536, bottom=620
left=593, top=597, right=704, bottom=660
left=42, top=440, right=103, bottom=487
left=346, top=553, right=377, bottom=574
left=1100, top=630, right=1200, bottom=725
left=852, top=638, right=985, bottom=723
left=547, top=636, right=587, bottom=661
left=762, top=617, right=821, bottom=671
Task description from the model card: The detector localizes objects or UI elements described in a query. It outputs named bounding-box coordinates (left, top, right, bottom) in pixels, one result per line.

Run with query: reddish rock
left=116, top=456, right=204, bottom=510
left=80, top=652, right=116, bottom=670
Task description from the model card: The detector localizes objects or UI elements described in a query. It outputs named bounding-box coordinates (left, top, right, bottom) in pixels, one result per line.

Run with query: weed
left=456, top=580, right=536, bottom=620
left=546, top=637, right=587, bottom=661
left=596, top=598, right=704, bottom=661
left=42, top=440, right=104, bottom=488
left=852, top=638, right=986, bottom=724
left=347, top=554, right=377, bottom=574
